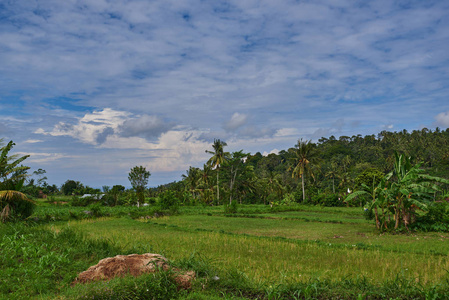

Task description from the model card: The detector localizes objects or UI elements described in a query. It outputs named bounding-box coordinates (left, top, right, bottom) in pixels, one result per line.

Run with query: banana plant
left=347, top=152, right=449, bottom=231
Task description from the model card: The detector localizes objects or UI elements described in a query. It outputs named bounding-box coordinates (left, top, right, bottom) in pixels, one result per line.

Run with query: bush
left=0, top=191, right=36, bottom=222
left=71, top=196, right=97, bottom=207
left=158, top=191, right=179, bottom=212
left=310, top=194, right=344, bottom=207
left=281, top=193, right=296, bottom=206
left=412, top=202, right=449, bottom=232
left=87, top=203, right=103, bottom=217
left=224, top=200, right=238, bottom=214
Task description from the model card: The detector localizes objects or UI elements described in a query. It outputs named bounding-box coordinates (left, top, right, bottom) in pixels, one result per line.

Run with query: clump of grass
left=67, top=271, right=181, bottom=300
left=0, top=222, right=144, bottom=298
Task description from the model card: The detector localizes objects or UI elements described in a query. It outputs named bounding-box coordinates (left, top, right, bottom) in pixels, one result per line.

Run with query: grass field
left=1, top=204, right=449, bottom=299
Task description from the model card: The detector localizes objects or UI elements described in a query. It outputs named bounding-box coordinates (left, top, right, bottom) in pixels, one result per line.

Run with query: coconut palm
left=325, top=161, right=338, bottom=193
left=182, top=167, right=202, bottom=200
left=289, top=138, right=319, bottom=202
left=205, top=139, right=229, bottom=205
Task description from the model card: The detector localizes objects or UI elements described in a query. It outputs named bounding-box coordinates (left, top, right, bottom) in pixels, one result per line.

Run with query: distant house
left=81, top=194, right=104, bottom=199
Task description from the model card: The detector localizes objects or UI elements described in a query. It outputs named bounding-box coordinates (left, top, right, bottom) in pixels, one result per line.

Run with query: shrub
left=87, top=203, right=103, bottom=217
left=224, top=200, right=238, bottom=214
left=0, top=191, right=35, bottom=222
left=158, top=191, right=179, bottom=212
left=281, top=193, right=296, bottom=206
left=310, top=193, right=344, bottom=207
left=412, top=202, right=449, bottom=232
left=71, top=196, right=97, bottom=207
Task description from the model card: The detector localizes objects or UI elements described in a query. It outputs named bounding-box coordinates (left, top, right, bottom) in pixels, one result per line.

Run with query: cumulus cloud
left=119, top=114, right=174, bottom=139
left=435, top=110, right=449, bottom=128
left=223, top=113, right=248, bottom=132
left=35, top=108, right=129, bottom=144
left=34, top=108, right=174, bottom=146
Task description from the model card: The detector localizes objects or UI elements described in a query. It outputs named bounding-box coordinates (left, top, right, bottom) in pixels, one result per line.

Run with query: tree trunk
left=374, top=206, right=380, bottom=229
left=216, top=169, right=220, bottom=205
left=302, top=174, right=305, bottom=202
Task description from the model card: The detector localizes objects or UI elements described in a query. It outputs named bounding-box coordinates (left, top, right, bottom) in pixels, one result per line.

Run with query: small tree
left=110, top=185, right=125, bottom=206
left=128, top=166, right=151, bottom=207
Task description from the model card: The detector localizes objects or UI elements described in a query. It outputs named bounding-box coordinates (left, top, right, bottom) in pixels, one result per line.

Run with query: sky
left=1, top=0, right=449, bottom=188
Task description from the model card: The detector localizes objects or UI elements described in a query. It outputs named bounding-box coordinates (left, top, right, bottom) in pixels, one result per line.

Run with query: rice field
left=2, top=205, right=449, bottom=299
left=63, top=208, right=449, bottom=286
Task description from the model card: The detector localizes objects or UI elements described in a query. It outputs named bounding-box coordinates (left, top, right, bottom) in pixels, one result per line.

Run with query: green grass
left=2, top=204, right=449, bottom=299
left=65, top=217, right=449, bottom=286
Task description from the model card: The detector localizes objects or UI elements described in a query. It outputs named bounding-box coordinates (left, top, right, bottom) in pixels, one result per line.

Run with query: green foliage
left=281, top=193, right=296, bottom=206
left=354, top=168, right=384, bottom=189
left=128, top=166, right=151, bottom=204
left=158, top=190, right=179, bottom=212
left=87, top=202, right=103, bottom=217
left=206, top=139, right=229, bottom=205
left=71, top=195, right=98, bottom=207
left=224, top=200, right=238, bottom=214
left=0, top=140, right=30, bottom=190
left=61, top=180, right=82, bottom=195
left=412, top=202, right=449, bottom=232
left=347, top=152, right=449, bottom=231
left=0, top=190, right=36, bottom=222
left=0, top=140, right=35, bottom=222
left=0, top=223, right=138, bottom=299
left=70, top=272, right=180, bottom=300
left=310, top=193, right=344, bottom=207
left=288, top=138, right=319, bottom=202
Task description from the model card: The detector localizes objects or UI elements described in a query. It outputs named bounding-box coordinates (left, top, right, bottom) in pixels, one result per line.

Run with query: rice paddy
left=2, top=205, right=449, bottom=299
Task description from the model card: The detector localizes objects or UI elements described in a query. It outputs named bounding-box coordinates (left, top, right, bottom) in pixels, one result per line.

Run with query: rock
left=73, top=253, right=195, bottom=289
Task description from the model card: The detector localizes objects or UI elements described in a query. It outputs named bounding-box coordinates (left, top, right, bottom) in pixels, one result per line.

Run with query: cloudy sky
left=1, top=0, right=449, bottom=188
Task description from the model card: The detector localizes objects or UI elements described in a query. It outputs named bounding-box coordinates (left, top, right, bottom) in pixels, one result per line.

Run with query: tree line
left=1, top=127, right=449, bottom=230
left=171, top=128, right=449, bottom=207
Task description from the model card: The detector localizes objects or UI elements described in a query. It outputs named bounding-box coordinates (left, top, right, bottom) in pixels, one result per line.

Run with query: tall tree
left=128, top=166, right=151, bottom=207
left=325, top=161, right=338, bottom=193
left=182, top=166, right=202, bottom=200
left=289, top=138, right=319, bottom=202
left=223, top=150, right=250, bottom=205
left=205, top=139, right=229, bottom=205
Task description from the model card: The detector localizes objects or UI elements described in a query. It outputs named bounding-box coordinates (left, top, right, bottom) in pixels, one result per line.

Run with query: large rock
left=73, top=253, right=195, bottom=289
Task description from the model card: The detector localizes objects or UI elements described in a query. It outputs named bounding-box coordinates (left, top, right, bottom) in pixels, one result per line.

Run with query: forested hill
left=170, top=128, right=449, bottom=205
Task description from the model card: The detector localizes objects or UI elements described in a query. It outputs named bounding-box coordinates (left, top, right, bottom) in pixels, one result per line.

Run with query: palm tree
left=289, top=138, right=319, bottom=202
left=0, top=189, right=34, bottom=222
left=0, top=140, right=34, bottom=222
left=205, top=139, right=229, bottom=205
left=0, top=140, right=30, bottom=189
left=325, top=161, right=338, bottom=193
left=182, top=167, right=202, bottom=200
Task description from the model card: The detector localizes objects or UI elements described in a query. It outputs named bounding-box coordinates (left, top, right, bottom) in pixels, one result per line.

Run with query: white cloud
left=34, top=108, right=129, bottom=144
left=2, top=1, right=449, bottom=186
left=16, top=152, right=69, bottom=164
left=34, top=108, right=175, bottom=146
left=224, top=112, right=248, bottom=131
left=435, top=110, right=449, bottom=128
left=262, top=149, right=279, bottom=156
left=23, top=139, right=43, bottom=144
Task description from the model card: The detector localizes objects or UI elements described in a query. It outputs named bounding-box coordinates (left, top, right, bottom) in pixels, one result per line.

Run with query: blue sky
left=1, top=0, right=449, bottom=188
